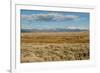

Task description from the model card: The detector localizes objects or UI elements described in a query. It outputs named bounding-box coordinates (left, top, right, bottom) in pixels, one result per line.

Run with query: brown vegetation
left=21, top=31, right=89, bottom=63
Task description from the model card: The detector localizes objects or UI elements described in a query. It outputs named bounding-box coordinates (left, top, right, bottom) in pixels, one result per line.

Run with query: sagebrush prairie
left=21, top=31, right=89, bottom=63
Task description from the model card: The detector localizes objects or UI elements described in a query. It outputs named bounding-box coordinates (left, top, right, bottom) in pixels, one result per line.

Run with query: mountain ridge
left=21, top=28, right=88, bottom=32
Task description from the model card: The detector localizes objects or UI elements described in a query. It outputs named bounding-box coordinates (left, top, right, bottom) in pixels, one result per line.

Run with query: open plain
left=21, top=31, right=89, bottom=63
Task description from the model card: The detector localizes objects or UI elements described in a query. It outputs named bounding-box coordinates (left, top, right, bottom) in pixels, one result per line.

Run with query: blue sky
left=21, top=9, right=89, bottom=30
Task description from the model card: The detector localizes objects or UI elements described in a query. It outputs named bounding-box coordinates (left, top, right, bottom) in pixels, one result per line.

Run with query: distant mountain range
left=21, top=28, right=88, bottom=32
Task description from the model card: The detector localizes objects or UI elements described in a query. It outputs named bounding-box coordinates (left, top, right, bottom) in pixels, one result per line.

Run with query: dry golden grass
left=21, top=31, right=89, bottom=63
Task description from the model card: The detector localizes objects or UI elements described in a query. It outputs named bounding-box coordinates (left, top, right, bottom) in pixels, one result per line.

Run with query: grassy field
left=21, top=31, right=89, bottom=63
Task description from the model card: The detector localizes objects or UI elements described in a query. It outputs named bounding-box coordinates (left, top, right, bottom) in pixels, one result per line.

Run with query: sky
left=20, top=9, right=89, bottom=30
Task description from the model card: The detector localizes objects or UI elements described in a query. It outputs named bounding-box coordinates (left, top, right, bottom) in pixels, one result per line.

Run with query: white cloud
left=21, top=13, right=79, bottom=22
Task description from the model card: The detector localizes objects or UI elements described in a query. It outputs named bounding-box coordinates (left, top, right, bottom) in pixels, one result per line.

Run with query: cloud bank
left=21, top=13, right=79, bottom=22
